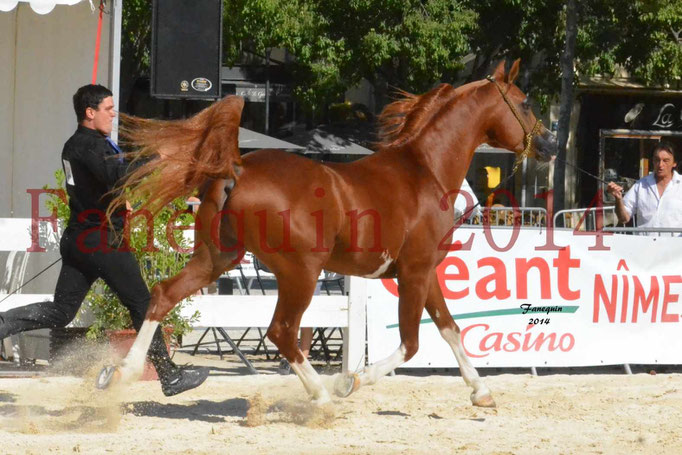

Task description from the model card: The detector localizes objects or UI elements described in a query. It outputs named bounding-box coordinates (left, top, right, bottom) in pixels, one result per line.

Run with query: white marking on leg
left=440, top=327, right=492, bottom=400
left=357, top=344, right=406, bottom=387
left=120, top=320, right=159, bottom=383
left=289, top=357, right=330, bottom=405
left=363, top=250, right=393, bottom=279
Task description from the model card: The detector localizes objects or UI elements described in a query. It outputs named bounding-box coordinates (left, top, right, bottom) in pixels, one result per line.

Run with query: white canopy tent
left=0, top=0, right=122, bottom=293
left=0, top=0, right=122, bottom=218
left=238, top=127, right=303, bottom=150
left=286, top=127, right=374, bottom=156
left=0, top=0, right=87, bottom=15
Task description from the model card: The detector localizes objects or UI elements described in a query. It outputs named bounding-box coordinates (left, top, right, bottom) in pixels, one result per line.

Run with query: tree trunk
left=553, top=0, right=577, bottom=214
left=370, top=74, right=389, bottom=115
left=467, top=46, right=501, bottom=83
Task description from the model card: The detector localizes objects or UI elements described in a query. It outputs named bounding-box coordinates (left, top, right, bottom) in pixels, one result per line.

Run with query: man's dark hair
left=652, top=141, right=677, bottom=169
left=72, top=84, right=113, bottom=123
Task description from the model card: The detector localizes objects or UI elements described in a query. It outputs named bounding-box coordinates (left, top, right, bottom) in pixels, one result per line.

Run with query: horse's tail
left=108, top=96, right=244, bottom=220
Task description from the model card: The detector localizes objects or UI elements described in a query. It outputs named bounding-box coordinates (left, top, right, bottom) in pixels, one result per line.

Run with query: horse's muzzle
left=533, top=128, right=557, bottom=162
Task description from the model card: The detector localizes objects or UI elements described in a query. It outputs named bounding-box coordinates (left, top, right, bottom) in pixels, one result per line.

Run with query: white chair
left=0, top=218, right=58, bottom=365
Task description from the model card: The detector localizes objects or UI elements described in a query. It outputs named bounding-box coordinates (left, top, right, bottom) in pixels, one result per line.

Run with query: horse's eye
left=521, top=99, right=530, bottom=111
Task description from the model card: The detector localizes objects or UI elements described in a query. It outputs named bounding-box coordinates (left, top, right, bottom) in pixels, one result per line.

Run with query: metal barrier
left=604, top=226, right=682, bottom=237
left=554, top=206, right=617, bottom=230
left=466, top=206, right=548, bottom=227
left=555, top=207, right=681, bottom=237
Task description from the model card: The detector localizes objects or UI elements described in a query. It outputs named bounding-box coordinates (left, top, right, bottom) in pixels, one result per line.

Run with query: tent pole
left=109, top=0, right=123, bottom=142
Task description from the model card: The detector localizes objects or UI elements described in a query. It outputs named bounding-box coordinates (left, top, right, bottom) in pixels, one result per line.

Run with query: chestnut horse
left=110, top=60, right=556, bottom=406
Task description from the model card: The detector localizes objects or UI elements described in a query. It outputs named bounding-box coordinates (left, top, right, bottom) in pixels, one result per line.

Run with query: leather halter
left=486, top=75, right=544, bottom=174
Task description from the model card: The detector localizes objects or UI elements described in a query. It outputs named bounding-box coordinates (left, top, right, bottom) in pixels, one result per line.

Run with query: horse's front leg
left=423, top=271, right=495, bottom=407
left=118, top=317, right=160, bottom=383
left=335, top=268, right=429, bottom=397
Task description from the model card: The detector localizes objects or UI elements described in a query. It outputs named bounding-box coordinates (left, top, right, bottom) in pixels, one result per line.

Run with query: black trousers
left=0, top=227, right=173, bottom=376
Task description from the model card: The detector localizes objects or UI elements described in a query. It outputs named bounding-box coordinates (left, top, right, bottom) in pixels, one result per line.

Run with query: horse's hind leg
left=119, top=178, right=236, bottom=382
left=266, top=268, right=331, bottom=404
left=119, top=245, right=238, bottom=382
left=424, top=272, right=495, bottom=407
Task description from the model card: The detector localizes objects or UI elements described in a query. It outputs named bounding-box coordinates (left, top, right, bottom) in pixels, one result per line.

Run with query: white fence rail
left=177, top=277, right=367, bottom=373
left=0, top=217, right=367, bottom=373
left=4, top=216, right=681, bottom=374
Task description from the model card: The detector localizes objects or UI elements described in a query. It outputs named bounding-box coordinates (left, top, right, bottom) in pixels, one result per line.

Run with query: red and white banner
left=367, top=227, right=682, bottom=367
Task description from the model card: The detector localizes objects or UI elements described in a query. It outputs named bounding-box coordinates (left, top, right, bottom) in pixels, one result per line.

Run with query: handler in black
left=0, top=84, right=208, bottom=396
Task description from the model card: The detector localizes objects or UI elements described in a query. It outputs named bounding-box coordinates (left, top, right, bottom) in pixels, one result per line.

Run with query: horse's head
left=483, top=59, right=556, bottom=162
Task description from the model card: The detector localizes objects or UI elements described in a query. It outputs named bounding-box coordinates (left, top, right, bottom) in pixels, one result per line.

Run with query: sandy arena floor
left=0, top=361, right=680, bottom=455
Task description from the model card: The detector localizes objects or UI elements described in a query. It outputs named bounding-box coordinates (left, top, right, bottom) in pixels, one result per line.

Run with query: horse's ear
left=492, top=60, right=506, bottom=80
left=506, top=59, right=521, bottom=85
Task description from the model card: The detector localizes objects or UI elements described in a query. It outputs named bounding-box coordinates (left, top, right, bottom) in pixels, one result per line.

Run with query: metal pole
left=216, top=328, right=258, bottom=375
left=109, top=0, right=123, bottom=142
left=599, top=130, right=606, bottom=196
left=265, top=49, right=270, bottom=134
left=343, top=276, right=367, bottom=373
left=521, top=157, right=528, bottom=207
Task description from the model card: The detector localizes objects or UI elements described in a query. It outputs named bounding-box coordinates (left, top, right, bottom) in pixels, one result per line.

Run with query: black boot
left=147, top=327, right=210, bottom=397
left=158, top=365, right=211, bottom=397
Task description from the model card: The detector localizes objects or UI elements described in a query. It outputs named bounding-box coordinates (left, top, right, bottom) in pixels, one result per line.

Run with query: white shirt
left=454, top=178, right=481, bottom=221
left=622, top=170, right=682, bottom=231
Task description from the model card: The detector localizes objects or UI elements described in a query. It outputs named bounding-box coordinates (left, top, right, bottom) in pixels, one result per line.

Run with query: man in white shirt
left=606, top=142, right=682, bottom=232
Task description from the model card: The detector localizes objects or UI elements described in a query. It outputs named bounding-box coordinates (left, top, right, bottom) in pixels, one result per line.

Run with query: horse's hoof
left=95, top=365, right=121, bottom=390
left=333, top=373, right=359, bottom=398
left=312, top=391, right=332, bottom=406
left=471, top=392, right=496, bottom=408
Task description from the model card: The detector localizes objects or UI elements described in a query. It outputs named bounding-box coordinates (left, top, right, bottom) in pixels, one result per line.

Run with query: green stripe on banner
left=385, top=306, right=579, bottom=329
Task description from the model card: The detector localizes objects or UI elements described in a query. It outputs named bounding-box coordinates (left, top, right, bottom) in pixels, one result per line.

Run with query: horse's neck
left=407, top=92, right=488, bottom=194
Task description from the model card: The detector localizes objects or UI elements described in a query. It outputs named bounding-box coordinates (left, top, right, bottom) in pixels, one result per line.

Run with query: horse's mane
left=107, top=96, right=243, bottom=221
left=377, top=83, right=458, bottom=149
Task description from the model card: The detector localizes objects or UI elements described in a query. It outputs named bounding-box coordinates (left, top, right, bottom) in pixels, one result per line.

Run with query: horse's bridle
left=486, top=75, right=544, bottom=174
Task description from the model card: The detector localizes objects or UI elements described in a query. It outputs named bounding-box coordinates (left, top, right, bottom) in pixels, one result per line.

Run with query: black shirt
left=61, top=125, right=137, bottom=232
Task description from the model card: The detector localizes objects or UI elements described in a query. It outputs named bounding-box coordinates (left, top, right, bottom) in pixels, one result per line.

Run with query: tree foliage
left=223, top=0, right=476, bottom=111
left=464, top=0, right=682, bottom=108
left=120, top=0, right=682, bottom=113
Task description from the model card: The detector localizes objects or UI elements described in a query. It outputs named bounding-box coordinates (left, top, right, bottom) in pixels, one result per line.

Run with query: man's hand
left=608, top=182, right=631, bottom=224
left=606, top=182, right=624, bottom=200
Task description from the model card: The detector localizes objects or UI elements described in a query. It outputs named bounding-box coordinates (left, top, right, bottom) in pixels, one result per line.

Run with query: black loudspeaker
left=151, top=0, right=222, bottom=99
